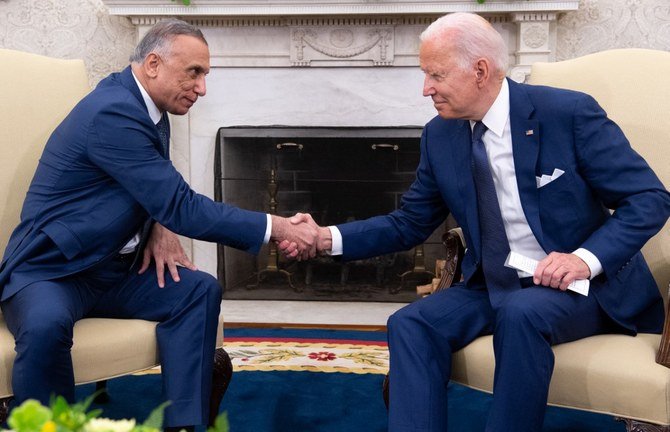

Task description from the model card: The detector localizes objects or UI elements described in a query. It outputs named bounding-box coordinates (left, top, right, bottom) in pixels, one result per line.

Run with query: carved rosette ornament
left=290, top=26, right=394, bottom=66
left=523, top=24, right=548, bottom=49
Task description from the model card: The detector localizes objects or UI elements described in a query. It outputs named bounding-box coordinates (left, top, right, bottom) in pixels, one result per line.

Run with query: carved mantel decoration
left=102, top=0, right=579, bottom=81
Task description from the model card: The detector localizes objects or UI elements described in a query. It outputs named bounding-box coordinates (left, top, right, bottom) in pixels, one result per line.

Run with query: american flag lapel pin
left=525, top=129, right=534, bottom=136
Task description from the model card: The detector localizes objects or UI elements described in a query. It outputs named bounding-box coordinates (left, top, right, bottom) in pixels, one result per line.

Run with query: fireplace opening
left=215, top=127, right=446, bottom=302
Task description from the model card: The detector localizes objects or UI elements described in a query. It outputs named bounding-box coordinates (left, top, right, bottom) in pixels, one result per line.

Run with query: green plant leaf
left=141, top=401, right=171, bottom=430
left=7, top=400, right=52, bottom=432
left=207, top=412, right=229, bottom=432
left=50, top=393, right=101, bottom=431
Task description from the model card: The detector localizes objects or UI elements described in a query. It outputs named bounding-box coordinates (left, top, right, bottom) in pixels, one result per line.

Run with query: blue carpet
left=74, top=327, right=625, bottom=431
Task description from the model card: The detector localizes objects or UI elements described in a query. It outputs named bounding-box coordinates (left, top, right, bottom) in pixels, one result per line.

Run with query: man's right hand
left=276, top=213, right=332, bottom=260
left=270, top=214, right=319, bottom=260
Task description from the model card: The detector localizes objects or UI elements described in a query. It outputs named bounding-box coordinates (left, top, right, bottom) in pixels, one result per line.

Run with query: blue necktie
left=471, top=121, right=521, bottom=306
left=156, top=113, right=170, bottom=159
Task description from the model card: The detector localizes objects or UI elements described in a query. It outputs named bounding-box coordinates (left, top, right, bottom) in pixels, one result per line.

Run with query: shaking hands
left=270, top=213, right=332, bottom=260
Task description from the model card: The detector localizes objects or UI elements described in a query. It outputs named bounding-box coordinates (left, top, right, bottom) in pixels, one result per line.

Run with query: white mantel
left=103, top=0, right=579, bottom=78
left=101, top=0, right=579, bottom=276
left=103, top=0, right=578, bottom=16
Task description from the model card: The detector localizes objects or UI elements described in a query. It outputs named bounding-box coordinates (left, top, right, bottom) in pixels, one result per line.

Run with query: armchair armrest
left=655, top=285, right=670, bottom=368
left=434, top=228, right=465, bottom=292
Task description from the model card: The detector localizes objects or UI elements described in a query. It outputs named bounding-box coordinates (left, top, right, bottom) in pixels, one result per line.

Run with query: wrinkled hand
left=138, top=223, right=197, bottom=287
left=277, top=213, right=332, bottom=260
left=270, top=213, right=320, bottom=261
left=534, top=252, right=590, bottom=291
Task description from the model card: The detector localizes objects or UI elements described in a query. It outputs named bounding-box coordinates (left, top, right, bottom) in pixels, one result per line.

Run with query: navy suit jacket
left=0, top=66, right=267, bottom=301
left=338, top=79, right=670, bottom=334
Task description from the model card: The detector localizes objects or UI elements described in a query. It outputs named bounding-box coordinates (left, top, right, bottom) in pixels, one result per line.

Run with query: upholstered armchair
left=0, top=49, right=232, bottom=424
left=384, top=49, right=670, bottom=431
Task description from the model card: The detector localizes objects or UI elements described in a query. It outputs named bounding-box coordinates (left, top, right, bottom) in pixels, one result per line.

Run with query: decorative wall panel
left=0, top=0, right=136, bottom=87
left=556, top=0, right=670, bottom=60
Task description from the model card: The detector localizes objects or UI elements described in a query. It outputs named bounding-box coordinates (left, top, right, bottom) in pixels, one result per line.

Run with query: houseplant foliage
left=4, top=395, right=229, bottom=432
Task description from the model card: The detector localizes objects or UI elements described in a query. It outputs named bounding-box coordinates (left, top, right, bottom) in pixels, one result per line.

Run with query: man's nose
left=422, top=76, right=435, bottom=97
left=195, top=75, right=207, bottom=96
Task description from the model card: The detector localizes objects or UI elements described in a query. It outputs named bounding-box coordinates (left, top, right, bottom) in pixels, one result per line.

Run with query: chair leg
left=0, top=396, right=12, bottom=425
left=94, top=380, right=110, bottom=403
left=617, top=418, right=670, bottom=431
left=382, top=373, right=389, bottom=410
left=208, top=347, right=233, bottom=427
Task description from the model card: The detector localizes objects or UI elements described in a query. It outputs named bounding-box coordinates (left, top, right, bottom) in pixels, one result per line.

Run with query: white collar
left=131, top=70, right=163, bottom=124
left=470, top=78, right=509, bottom=137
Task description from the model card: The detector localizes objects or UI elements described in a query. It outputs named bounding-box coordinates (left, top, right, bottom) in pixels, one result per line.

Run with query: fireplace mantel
left=102, top=1, right=578, bottom=17
left=102, top=0, right=578, bottom=80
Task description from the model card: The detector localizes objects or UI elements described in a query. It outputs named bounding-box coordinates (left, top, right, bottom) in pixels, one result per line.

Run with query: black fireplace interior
left=215, top=127, right=446, bottom=302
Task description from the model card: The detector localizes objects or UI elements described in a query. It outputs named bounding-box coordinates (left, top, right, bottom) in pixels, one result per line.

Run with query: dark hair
left=129, top=18, right=207, bottom=63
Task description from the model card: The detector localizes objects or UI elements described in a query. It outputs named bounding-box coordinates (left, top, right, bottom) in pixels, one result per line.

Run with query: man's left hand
left=138, top=223, right=197, bottom=287
left=534, top=252, right=590, bottom=291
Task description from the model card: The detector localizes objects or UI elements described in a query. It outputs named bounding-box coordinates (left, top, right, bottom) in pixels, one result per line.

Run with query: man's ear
left=144, top=53, right=161, bottom=79
left=475, top=58, right=490, bottom=87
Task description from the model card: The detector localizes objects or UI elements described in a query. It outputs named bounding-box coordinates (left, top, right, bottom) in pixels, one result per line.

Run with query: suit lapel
left=119, top=66, right=148, bottom=112
left=508, top=79, right=544, bottom=248
left=119, top=67, right=169, bottom=158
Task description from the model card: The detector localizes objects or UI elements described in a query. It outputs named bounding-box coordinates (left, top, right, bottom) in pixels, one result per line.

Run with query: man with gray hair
left=0, top=18, right=316, bottom=430
left=284, top=12, right=670, bottom=431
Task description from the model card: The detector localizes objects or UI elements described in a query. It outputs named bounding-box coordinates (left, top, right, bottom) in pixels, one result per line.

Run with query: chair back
left=528, top=49, right=670, bottom=302
left=0, top=49, right=90, bottom=254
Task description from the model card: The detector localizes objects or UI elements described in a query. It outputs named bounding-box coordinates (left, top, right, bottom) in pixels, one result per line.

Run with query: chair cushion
left=0, top=314, right=225, bottom=398
left=451, top=333, right=670, bottom=425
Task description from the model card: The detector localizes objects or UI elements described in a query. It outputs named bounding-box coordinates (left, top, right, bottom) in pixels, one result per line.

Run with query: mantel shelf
left=101, top=0, right=579, bottom=17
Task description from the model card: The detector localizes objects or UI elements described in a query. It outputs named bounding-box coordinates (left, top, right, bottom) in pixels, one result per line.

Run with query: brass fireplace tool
left=395, top=244, right=435, bottom=294
left=255, top=150, right=300, bottom=292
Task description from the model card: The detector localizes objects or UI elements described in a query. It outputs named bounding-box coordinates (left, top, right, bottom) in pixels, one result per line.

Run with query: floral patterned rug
left=225, top=336, right=389, bottom=375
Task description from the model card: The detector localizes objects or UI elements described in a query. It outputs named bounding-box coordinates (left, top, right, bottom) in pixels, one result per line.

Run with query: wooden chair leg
left=208, top=347, right=233, bottom=426
left=382, top=373, right=389, bottom=410
left=618, top=418, right=670, bottom=431
left=94, top=380, right=110, bottom=403
left=0, top=396, right=12, bottom=425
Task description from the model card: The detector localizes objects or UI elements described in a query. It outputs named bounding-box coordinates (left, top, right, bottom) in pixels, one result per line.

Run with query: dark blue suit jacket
left=0, top=66, right=267, bottom=301
left=338, top=79, right=670, bottom=334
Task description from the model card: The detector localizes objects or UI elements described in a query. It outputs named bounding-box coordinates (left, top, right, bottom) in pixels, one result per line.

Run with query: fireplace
left=215, top=126, right=445, bottom=301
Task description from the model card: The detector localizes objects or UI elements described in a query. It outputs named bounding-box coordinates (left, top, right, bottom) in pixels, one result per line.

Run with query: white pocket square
left=536, top=168, right=565, bottom=188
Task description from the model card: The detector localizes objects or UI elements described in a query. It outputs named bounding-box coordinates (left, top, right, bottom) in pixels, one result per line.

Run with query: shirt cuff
left=263, top=214, right=272, bottom=244
left=328, top=226, right=343, bottom=256
left=572, top=248, right=603, bottom=279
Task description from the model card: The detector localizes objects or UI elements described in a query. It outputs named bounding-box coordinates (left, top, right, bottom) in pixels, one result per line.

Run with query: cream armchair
left=405, top=49, right=670, bottom=432
left=0, top=49, right=231, bottom=424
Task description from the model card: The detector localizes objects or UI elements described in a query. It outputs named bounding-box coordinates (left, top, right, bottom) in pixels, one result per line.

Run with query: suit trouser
left=1, top=254, right=222, bottom=427
left=386, top=283, right=612, bottom=432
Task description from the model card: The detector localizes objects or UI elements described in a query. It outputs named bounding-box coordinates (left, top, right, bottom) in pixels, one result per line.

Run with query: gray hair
left=420, top=13, right=508, bottom=74
left=129, top=18, right=207, bottom=63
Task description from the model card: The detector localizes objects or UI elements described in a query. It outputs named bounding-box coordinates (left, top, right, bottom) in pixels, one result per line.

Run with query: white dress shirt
left=329, top=79, right=602, bottom=279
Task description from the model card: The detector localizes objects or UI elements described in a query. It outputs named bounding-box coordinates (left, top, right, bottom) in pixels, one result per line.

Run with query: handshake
left=270, top=213, right=332, bottom=260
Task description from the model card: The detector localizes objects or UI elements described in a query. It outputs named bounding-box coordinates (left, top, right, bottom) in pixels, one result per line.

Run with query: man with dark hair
left=0, top=19, right=316, bottom=430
